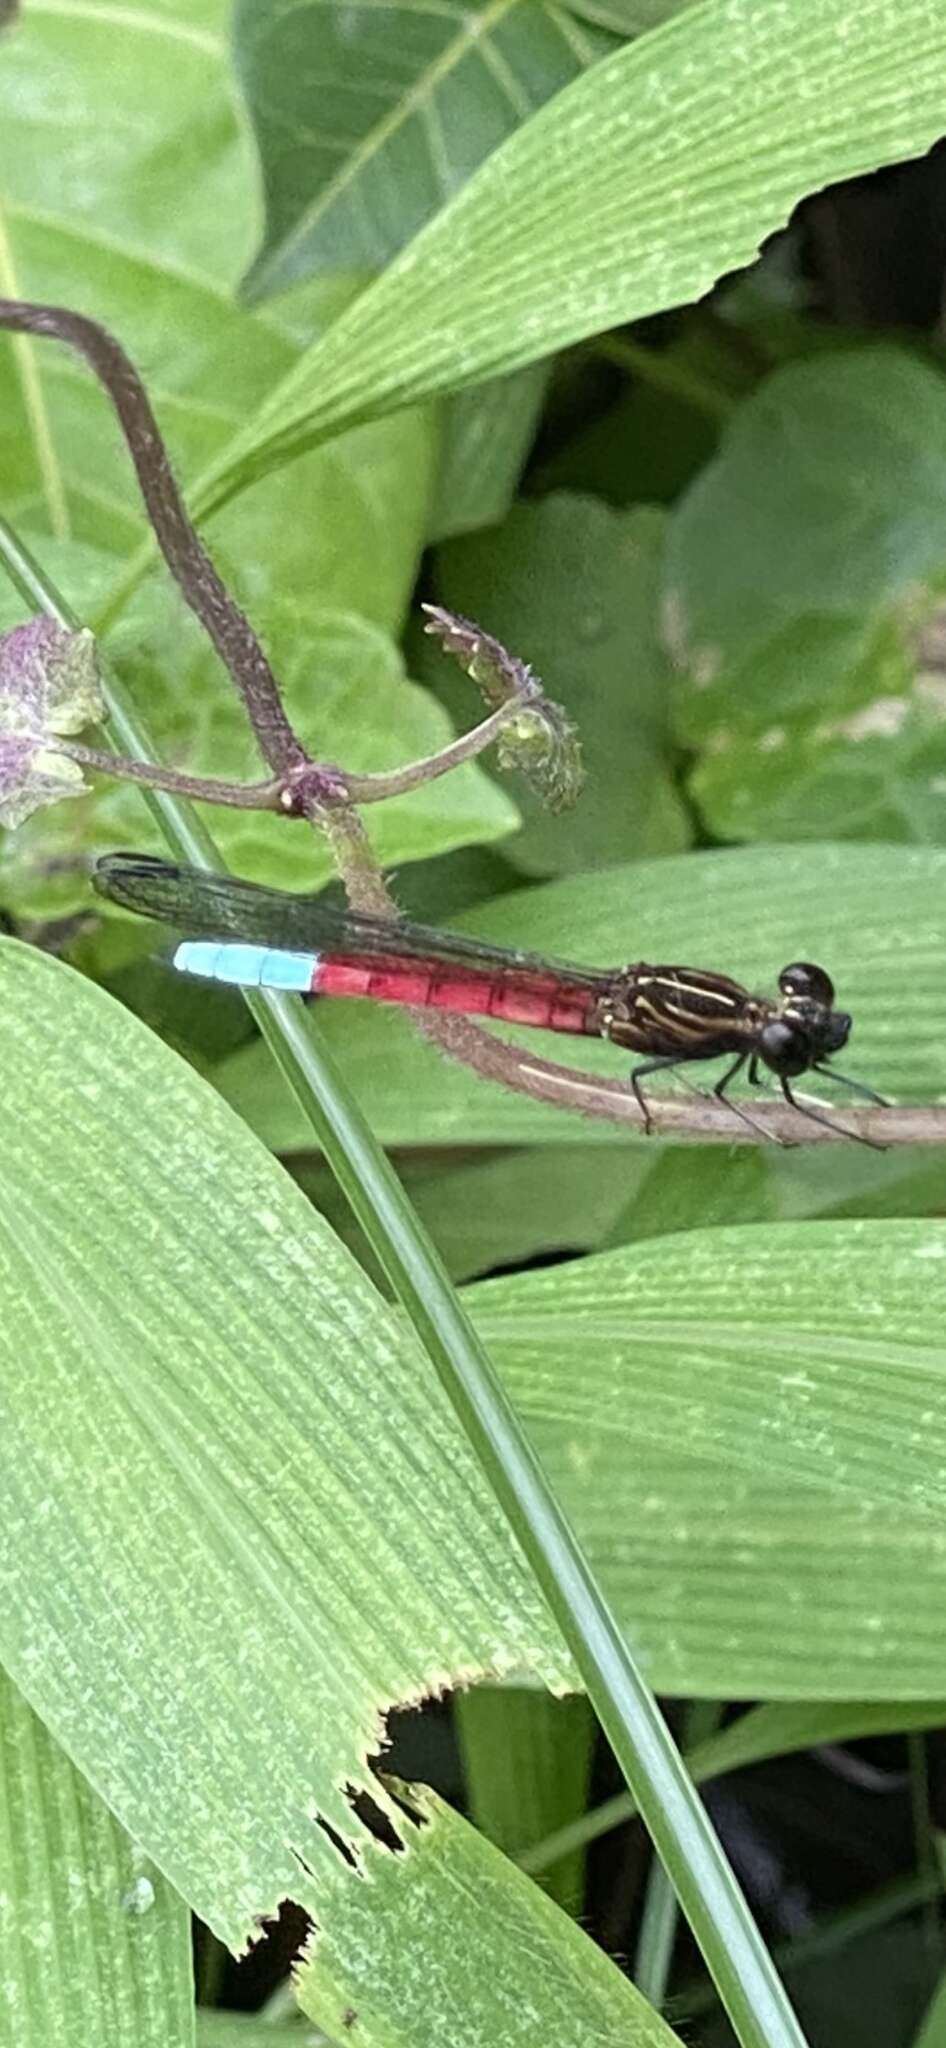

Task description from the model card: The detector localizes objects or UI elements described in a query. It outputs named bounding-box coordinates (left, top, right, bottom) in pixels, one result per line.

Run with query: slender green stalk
left=674, top=1871, right=946, bottom=2028
left=0, top=520, right=809, bottom=2048
left=634, top=1855, right=681, bottom=2012
left=591, top=333, right=736, bottom=421
left=634, top=1701, right=723, bottom=2007
left=522, top=1703, right=946, bottom=1880
left=519, top=1785, right=634, bottom=1876
left=908, top=1731, right=943, bottom=1966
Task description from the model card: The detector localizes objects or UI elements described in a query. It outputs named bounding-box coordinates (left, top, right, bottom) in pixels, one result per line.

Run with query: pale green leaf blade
left=218, top=841, right=946, bottom=1151
left=0, top=1668, right=194, bottom=2048
left=664, top=347, right=946, bottom=842
left=0, top=941, right=572, bottom=1947
left=0, top=2, right=245, bottom=290
left=296, top=1782, right=682, bottom=2046
left=235, top=0, right=620, bottom=292
left=208, top=0, right=946, bottom=488
left=471, top=1217, right=946, bottom=1697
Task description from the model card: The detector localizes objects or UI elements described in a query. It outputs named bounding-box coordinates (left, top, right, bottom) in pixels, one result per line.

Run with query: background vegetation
left=1, top=2, right=946, bottom=2045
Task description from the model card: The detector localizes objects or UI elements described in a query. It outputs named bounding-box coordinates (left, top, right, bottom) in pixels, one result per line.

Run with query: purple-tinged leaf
left=0, top=737, right=85, bottom=829
left=0, top=618, right=103, bottom=827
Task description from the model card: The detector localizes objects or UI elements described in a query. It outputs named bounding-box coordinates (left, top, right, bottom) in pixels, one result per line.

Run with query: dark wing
left=94, top=854, right=611, bottom=992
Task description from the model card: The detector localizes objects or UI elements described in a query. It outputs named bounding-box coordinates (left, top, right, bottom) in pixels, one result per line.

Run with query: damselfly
left=94, top=853, right=885, bottom=1140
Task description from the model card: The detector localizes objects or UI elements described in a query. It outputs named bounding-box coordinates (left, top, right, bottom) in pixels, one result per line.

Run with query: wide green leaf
left=206, top=0, right=946, bottom=490
left=234, top=0, right=622, bottom=291
left=4, top=940, right=945, bottom=1992
left=665, top=347, right=946, bottom=842
left=0, top=940, right=572, bottom=1947
left=218, top=841, right=946, bottom=1150
left=0, top=1668, right=194, bottom=2048
left=434, top=496, right=690, bottom=873
left=1, top=2, right=245, bottom=286
left=471, top=1217, right=946, bottom=1697
left=295, top=1781, right=681, bottom=2045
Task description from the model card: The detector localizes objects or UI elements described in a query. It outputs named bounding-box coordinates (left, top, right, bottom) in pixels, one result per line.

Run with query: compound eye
left=825, top=1010, right=852, bottom=1054
left=778, top=961, right=835, bottom=1006
left=759, top=1018, right=810, bottom=1077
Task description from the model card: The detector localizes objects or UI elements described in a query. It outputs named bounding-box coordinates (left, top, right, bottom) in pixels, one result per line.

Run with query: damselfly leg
left=780, top=1078, right=886, bottom=1150
left=631, top=1053, right=790, bottom=1144
left=712, top=1053, right=792, bottom=1145
left=811, top=1065, right=889, bottom=1107
left=629, top=1056, right=693, bottom=1134
left=645, top=1050, right=883, bottom=1147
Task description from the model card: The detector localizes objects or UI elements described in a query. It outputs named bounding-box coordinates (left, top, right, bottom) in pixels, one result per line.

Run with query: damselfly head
left=759, top=959, right=852, bottom=1077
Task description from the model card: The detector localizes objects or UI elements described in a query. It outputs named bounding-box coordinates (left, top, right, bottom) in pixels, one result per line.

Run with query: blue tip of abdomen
left=173, top=941, right=316, bottom=991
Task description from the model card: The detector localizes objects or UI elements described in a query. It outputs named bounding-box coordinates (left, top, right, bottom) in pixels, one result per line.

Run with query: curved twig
left=54, top=740, right=284, bottom=810
left=416, top=1012, right=946, bottom=1144
left=0, top=298, right=306, bottom=774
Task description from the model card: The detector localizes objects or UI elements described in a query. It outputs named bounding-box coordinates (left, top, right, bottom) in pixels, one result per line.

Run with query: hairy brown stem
left=0, top=304, right=529, bottom=879
left=416, top=1012, right=946, bottom=1144
left=316, top=807, right=397, bottom=919
left=55, top=740, right=284, bottom=810
left=0, top=298, right=304, bottom=774
left=343, top=705, right=512, bottom=802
